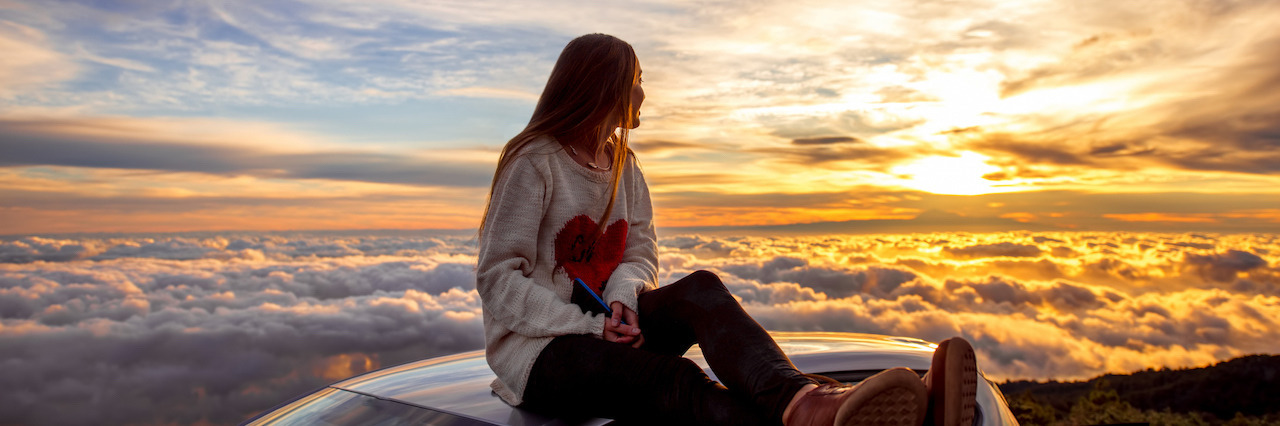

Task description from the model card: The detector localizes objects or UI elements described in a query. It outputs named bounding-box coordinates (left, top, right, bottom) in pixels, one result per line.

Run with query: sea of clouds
left=2, top=230, right=1277, bottom=424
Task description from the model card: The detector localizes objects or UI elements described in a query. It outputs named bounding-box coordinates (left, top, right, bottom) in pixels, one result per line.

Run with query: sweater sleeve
left=477, top=156, right=603, bottom=338
left=602, top=158, right=659, bottom=313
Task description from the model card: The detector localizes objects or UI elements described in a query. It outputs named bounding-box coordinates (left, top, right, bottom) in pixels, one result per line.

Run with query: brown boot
left=786, top=368, right=926, bottom=426
left=922, top=337, right=978, bottom=426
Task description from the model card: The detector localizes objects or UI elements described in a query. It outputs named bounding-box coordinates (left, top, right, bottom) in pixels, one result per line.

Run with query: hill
left=998, top=354, right=1280, bottom=425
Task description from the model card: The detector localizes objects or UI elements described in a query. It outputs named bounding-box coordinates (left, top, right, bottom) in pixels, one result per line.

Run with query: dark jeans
left=523, top=270, right=814, bottom=425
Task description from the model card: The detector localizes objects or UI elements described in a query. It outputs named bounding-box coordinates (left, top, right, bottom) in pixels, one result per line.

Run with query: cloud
left=434, top=86, right=539, bottom=101
left=0, top=21, right=78, bottom=97
left=999, top=28, right=1163, bottom=98
left=1104, top=213, right=1220, bottom=224
left=5, top=0, right=1280, bottom=237
left=951, top=1, right=1280, bottom=178
left=964, top=132, right=1091, bottom=166
left=0, top=186, right=490, bottom=235
left=1183, top=250, right=1269, bottom=283
left=0, top=117, right=493, bottom=187
left=2, top=230, right=1279, bottom=424
left=791, top=136, right=863, bottom=145
left=74, top=44, right=156, bottom=73
left=943, top=242, right=1044, bottom=259
left=718, top=256, right=921, bottom=299
left=0, top=237, right=94, bottom=263
left=629, top=139, right=707, bottom=155
left=657, top=232, right=1279, bottom=380
left=1, top=0, right=679, bottom=111
left=874, top=86, right=939, bottom=104
left=747, top=142, right=920, bottom=169
left=656, top=190, right=867, bottom=210
left=0, top=232, right=482, bottom=424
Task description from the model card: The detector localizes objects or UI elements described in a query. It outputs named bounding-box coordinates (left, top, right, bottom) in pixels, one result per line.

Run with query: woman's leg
left=637, top=270, right=816, bottom=423
left=523, top=334, right=775, bottom=425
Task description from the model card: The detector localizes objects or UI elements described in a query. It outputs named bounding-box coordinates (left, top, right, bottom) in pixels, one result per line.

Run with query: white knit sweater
left=476, top=135, right=659, bottom=405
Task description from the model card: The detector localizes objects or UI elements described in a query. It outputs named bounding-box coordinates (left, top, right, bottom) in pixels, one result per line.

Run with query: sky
left=2, top=231, right=1277, bottom=423
left=2, top=1, right=1279, bottom=424
left=2, top=0, right=1279, bottom=235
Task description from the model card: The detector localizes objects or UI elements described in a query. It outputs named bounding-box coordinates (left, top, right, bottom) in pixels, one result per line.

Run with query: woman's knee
left=685, top=270, right=731, bottom=297
left=687, top=269, right=722, bottom=285
left=649, top=270, right=733, bottom=312
left=643, top=270, right=738, bottom=317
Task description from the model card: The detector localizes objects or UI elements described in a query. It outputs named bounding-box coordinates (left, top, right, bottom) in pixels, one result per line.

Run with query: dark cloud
left=0, top=237, right=94, bottom=263
left=943, top=242, right=1043, bottom=258
left=717, top=274, right=828, bottom=305
left=748, top=142, right=916, bottom=169
left=660, top=235, right=742, bottom=258
left=1160, top=112, right=1280, bottom=174
left=966, top=119, right=1280, bottom=176
left=1184, top=250, right=1268, bottom=283
left=0, top=119, right=492, bottom=187
left=629, top=139, right=706, bottom=154
left=646, top=173, right=743, bottom=187
left=1000, top=29, right=1163, bottom=97
left=1168, top=241, right=1215, bottom=250
left=0, top=188, right=448, bottom=218
left=763, top=108, right=929, bottom=142
left=873, top=86, right=939, bottom=103
left=655, top=190, right=861, bottom=209
left=966, top=133, right=1091, bottom=166
left=791, top=136, right=863, bottom=145
left=92, top=238, right=217, bottom=260
left=1087, top=141, right=1156, bottom=157
left=718, top=257, right=921, bottom=300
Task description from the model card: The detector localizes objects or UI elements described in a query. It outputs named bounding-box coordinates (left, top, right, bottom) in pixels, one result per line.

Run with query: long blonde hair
left=478, top=33, right=640, bottom=240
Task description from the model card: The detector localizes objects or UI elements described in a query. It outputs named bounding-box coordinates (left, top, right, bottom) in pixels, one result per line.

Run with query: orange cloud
left=657, top=206, right=917, bottom=228
left=1222, top=210, right=1280, bottom=223
left=1104, top=213, right=1219, bottom=223
left=999, top=212, right=1037, bottom=223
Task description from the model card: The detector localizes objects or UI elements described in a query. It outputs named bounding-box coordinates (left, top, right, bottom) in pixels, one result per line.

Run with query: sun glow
left=889, top=152, right=1006, bottom=195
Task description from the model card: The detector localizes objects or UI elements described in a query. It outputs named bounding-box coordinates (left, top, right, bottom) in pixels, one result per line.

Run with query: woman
left=476, top=33, right=977, bottom=426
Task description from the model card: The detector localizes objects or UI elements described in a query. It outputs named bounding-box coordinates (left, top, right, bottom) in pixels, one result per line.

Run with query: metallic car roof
left=330, top=332, right=1011, bottom=425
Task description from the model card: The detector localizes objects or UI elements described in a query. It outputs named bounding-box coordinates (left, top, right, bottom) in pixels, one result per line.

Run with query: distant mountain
left=999, top=355, right=1280, bottom=424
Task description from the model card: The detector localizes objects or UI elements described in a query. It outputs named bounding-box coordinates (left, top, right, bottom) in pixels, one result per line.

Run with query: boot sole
left=834, top=367, right=927, bottom=426
left=931, top=338, right=978, bottom=426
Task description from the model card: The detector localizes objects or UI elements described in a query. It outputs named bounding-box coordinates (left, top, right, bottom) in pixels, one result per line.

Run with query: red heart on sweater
left=554, top=214, right=628, bottom=298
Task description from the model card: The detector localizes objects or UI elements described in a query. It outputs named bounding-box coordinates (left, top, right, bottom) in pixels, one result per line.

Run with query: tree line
left=998, top=354, right=1280, bottom=425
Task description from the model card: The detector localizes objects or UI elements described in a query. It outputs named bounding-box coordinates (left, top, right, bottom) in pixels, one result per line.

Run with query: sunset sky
left=3, top=2, right=1280, bottom=424
left=3, top=0, right=1279, bottom=235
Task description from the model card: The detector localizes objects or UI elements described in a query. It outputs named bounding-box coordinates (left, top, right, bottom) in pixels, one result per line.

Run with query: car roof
left=330, top=332, right=942, bottom=425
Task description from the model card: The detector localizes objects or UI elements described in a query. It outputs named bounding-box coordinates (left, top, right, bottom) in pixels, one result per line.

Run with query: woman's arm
left=477, top=156, right=602, bottom=338
left=601, top=158, right=659, bottom=313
